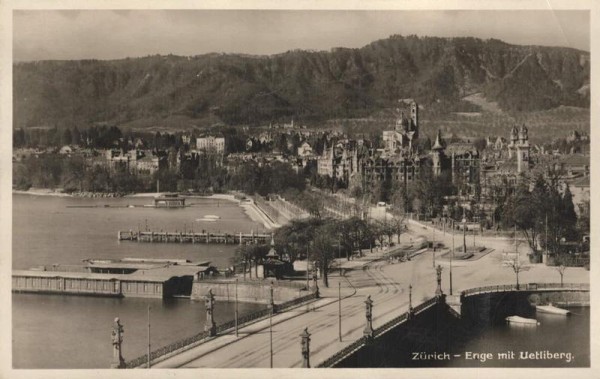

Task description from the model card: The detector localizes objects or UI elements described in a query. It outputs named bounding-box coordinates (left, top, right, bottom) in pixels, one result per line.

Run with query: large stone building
left=316, top=100, right=481, bottom=197
left=102, top=149, right=166, bottom=175
left=196, top=136, right=225, bottom=154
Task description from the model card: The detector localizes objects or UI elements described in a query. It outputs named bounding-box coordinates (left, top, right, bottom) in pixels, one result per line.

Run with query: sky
left=13, top=10, right=590, bottom=61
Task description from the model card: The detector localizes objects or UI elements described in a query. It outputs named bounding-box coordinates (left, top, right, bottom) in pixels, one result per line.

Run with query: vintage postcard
left=1, top=1, right=598, bottom=379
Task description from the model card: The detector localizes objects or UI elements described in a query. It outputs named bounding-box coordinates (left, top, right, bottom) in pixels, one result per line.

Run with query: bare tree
left=554, top=254, right=570, bottom=287
left=389, top=214, right=407, bottom=244
left=501, top=240, right=530, bottom=290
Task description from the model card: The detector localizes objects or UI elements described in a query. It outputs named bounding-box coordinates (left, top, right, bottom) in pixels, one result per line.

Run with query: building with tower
left=516, top=124, right=531, bottom=173
left=382, top=100, right=419, bottom=152
left=507, top=124, right=531, bottom=173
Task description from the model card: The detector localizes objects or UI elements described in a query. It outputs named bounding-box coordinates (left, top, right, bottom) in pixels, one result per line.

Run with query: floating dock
left=118, top=230, right=271, bottom=244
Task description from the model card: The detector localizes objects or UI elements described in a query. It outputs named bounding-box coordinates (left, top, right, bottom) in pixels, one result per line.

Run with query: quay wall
left=190, top=280, right=308, bottom=304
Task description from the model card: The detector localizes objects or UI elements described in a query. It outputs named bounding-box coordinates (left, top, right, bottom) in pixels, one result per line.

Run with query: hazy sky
left=13, top=10, right=590, bottom=61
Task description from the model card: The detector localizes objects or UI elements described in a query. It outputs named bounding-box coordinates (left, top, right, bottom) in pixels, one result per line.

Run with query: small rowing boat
left=536, top=303, right=570, bottom=316
left=506, top=315, right=540, bottom=325
left=196, top=218, right=218, bottom=222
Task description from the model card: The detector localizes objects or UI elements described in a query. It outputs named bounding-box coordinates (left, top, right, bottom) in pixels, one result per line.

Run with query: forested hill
left=13, top=35, right=590, bottom=129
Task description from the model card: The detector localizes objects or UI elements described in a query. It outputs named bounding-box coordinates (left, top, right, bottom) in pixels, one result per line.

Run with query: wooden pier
left=118, top=230, right=271, bottom=244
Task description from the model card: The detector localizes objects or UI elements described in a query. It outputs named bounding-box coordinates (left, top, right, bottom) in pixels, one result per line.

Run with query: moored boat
left=506, top=315, right=540, bottom=325
left=536, top=303, right=570, bottom=315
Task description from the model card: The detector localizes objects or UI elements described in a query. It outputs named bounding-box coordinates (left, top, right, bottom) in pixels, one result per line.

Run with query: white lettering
left=465, top=351, right=494, bottom=363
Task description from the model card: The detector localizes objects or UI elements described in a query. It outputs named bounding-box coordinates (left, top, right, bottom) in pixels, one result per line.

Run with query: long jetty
left=118, top=230, right=271, bottom=244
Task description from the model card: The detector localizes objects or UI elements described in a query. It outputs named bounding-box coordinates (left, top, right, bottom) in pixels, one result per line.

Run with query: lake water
left=12, top=194, right=267, bottom=369
left=447, top=307, right=590, bottom=367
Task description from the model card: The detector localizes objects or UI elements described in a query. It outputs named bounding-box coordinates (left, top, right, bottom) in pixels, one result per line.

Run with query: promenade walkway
left=152, top=226, right=589, bottom=368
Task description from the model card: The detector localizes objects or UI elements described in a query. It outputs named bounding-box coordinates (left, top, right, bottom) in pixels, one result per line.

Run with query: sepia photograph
left=1, top=1, right=597, bottom=377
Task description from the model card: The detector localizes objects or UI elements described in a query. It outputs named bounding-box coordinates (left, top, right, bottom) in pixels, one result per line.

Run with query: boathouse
left=154, top=193, right=186, bottom=208
left=12, top=258, right=212, bottom=298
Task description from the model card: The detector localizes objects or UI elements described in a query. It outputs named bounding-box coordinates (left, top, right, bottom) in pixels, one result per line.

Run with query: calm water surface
left=12, top=194, right=267, bottom=368
left=448, top=307, right=590, bottom=367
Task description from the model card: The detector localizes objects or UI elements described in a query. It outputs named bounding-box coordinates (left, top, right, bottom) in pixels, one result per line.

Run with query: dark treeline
left=13, top=124, right=336, bottom=158
left=14, top=155, right=152, bottom=193
left=13, top=151, right=309, bottom=196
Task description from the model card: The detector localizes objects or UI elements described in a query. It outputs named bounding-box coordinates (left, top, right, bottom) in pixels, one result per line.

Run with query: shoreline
left=240, top=202, right=280, bottom=230
left=13, top=189, right=71, bottom=197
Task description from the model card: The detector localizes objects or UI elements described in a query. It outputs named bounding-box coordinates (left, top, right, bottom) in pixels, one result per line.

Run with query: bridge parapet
left=461, top=283, right=590, bottom=298
left=317, top=297, right=439, bottom=368
left=460, top=282, right=590, bottom=328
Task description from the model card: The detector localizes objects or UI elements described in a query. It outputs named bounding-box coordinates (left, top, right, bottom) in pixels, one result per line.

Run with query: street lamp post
left=462, top=217, right=467, bottom=254
left=450, top=223, right=454, bottom=295
left=269, top=300, right=273, bottom=368
left=338, top=234, right=342, bottom=276
left=306, top=244, right=310, bottom=290
left=147, top=306, right=151, bottom=369
left=300, top=328, right=311, bottom=368
left=312, top=263, right=319, bottom=298
left=338, top=282, right=342, bottom=342
left=111, top=317, right=125, bottom=369
left=205, top=289, right=216, bottom=336
left=435, top=265, right=443, bottom=298
left=235, top=279, right=239, bottom=337
left=363, top=295, right=374, bottom=340
left=432, top=225, right=436, bottom=268
left=408, top=284, right=414, bottom=319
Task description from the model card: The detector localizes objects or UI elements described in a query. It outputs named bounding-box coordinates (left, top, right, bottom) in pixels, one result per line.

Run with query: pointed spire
left=432, top=130, right=444, bottom=150
left=267, top=234, right=278, bottom=258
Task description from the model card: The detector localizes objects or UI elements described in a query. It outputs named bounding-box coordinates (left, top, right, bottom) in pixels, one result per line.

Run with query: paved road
left=154, top=225, right=589, bottom=368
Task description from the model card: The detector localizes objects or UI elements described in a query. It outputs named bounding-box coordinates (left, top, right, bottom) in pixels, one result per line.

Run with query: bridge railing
left=316, top=336, right=367, bottom=368
left=317, top=297, right=438, bottom=368
left=373, top=297, right=437, bottom=339
left=124, top=292, right=317, bottom=368
left=461, top=283, right=590, bottom=297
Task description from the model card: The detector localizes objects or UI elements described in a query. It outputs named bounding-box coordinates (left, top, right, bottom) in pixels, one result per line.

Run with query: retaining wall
left=190, top=280, right=308, bottom=304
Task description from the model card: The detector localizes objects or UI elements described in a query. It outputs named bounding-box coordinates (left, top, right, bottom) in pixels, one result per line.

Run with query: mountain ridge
left=13, top=34, right=590, bottom=129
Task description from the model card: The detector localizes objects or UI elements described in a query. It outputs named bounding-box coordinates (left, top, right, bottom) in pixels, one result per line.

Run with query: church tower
left=410, top=101, right=419, bottom=134
left=430, top=130, right=444, bottom=177
left=516, top=124, right=530, bottom=173
left=508, top=125, right=518, bottom=159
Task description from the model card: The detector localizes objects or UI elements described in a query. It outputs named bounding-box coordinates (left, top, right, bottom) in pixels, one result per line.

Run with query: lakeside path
left=154, top=226, right=589, bottom=368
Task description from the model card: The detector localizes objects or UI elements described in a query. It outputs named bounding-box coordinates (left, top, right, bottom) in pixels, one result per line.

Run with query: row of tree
left=232, top=216, right=407, bottom=288
left=500, top=173, right=582, bottom=256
